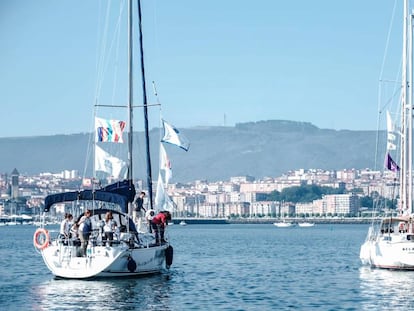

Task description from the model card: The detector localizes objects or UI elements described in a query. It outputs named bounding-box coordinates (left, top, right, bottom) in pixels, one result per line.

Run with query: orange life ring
left=33, top=228, right=50, bottom=250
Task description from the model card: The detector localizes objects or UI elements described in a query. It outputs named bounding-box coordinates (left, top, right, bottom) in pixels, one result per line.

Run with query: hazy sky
left=0, top=0, right=404, bottom=138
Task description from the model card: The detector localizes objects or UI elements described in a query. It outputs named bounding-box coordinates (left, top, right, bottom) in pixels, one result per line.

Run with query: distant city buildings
left=0, top=167, right=399, bottom=218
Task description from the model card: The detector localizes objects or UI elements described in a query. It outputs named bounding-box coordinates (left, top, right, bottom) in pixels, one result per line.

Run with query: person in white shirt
left=145, top=209, right=155, bottom=233
left=59, top=213, right=73, bottom=240
left=103, top=211, right=117, bottom=246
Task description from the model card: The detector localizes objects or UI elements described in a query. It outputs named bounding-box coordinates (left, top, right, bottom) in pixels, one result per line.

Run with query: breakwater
left=173, top=217, right=375, bottom=225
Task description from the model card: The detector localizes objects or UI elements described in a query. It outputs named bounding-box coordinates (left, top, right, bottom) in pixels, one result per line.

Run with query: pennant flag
left=154, top=172, right=174, bottom=211
left=161, top=119, right=190, bottom=151
left=95, top=145, right=127, bottom=179
left=159, top=144, right=172, bottom=184
left=95, top=117, right=126, bottom=143
left=386, top=110, right=395, bottom=133
left=386, top=111, right=397, bottom=151
left=385, top=152, right=400, bottom=172
left=387, top=141, right=397, bottom=151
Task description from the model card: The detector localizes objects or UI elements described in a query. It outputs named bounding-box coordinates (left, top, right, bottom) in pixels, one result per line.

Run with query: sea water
left=1, top=224, right=414, bottom=310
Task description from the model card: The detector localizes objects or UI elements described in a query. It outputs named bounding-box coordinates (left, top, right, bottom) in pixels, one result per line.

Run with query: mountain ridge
left=0, top=120, right=382, bottom=182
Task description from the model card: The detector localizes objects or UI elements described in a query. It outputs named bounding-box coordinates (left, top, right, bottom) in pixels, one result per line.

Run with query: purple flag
left=385, top=152, right=400, bottom=172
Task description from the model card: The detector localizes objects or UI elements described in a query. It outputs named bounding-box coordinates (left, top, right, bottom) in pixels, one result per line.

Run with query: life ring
left=33, top=228, right=50, bottom=250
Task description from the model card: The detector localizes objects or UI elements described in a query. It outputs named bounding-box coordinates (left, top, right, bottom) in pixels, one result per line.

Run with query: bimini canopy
left=44, top=180, right=136, bottom=213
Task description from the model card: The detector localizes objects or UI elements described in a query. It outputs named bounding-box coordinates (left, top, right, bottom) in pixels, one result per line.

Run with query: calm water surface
left=1, top=224, right=414, bottom=310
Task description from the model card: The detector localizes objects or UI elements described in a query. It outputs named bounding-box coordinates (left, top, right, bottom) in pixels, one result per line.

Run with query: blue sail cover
left=101, top=179, right=136, bottom=203
left=44, top=180, right=136, bottom=213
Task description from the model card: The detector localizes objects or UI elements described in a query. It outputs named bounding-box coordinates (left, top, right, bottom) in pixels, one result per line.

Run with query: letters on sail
left=386, top=110, right=397, bottom=151
left=161, top=119, right=190, bottom=151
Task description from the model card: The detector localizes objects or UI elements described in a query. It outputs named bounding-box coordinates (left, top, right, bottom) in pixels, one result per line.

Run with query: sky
left=0, top=0, right=405, bottom=138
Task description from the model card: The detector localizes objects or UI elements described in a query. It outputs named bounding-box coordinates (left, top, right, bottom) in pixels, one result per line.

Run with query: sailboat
left=360, top=0, right=414, bottom=270
left=33, top=0, right=174, bottom=279
left=298, top=222, right=314, bottom=228
left=273, top=221, right=293, bottom=228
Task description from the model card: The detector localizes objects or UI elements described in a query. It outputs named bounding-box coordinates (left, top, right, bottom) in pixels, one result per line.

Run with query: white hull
left=360, top=218, right=414, bottom=270
left=360, top=238, right=414, bottom=270
left=273, top=222, right=292, bottom=228
left=298, top=222, right=315, bottom=227
left=41, top=241, right=170, bottom=279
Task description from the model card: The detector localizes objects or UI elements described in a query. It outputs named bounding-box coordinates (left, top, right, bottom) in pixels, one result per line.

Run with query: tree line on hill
left=259, top=184, right=397, bottom=210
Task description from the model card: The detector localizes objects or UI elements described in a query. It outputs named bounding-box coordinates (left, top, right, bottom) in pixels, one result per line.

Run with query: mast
left=409, top=10, right=414, bottom=214
left=400, top=0, right=409, bottom=214
left=137, top=0, right=154, bottom=209
left=127, top=0, right=134, bottom=216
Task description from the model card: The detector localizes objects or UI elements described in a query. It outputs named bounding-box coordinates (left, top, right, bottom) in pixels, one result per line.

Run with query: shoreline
left=172, top=217, right=375, bottom=225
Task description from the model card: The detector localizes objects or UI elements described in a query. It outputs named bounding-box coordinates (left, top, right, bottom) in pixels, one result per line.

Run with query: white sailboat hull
left=41, top=242, right=169, bottom=279
left=298, top=222, right=315, bottom=227
left=360, top=235, right=414, bottom=270
left=273, top=222, right=292, bottom=228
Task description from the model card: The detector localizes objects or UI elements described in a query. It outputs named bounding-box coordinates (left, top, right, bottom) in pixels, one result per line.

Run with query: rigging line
left=86, top=1, right=113, bottom=183
left=111, top=3, right=123, bottom=107
left=96, top=1, right=126, bottom=104
left=375, top=0, right=398, bottom=170
left=378, top=0, right=398, bottom=80
left=152, top=81, right=163, bottom=140
left=152, top=81, right=165, bottom=189
left=379, top=85, right=403, bottom=113
left=94, top=0, right=112, bottom=104
left=95, top=103, right=160, bottom=108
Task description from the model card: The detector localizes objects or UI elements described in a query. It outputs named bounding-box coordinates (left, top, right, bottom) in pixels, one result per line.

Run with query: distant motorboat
left=179, top=220, right=187, bottom=226
left=298, top=222, right=315, bottom=227
left=273, top=222, right=292, bottom=228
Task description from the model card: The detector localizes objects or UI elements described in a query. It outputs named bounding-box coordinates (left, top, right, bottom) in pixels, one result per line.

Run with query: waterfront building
left=324, top=193, right=360, bottom=215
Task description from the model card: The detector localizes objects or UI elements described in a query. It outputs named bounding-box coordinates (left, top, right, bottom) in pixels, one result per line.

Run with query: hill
left=0, top=120, right=381, bottom=182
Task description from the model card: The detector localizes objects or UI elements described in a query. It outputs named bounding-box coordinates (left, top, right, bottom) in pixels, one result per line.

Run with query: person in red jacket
left=151, top=211, right=171, bottom=244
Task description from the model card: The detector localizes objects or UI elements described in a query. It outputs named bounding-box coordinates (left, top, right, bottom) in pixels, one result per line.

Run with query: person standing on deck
left=59, top=213, right=73, bottom=240
left=77, top=210, right=92, bottom=256
left=133, top=192, right=146, bottom=225
left=151, top=211, right=171, bottom=245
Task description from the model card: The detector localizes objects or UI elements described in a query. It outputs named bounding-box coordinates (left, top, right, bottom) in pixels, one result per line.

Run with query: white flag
left=386, top=110, right=394, bottom=133
left=161, top=119, right=190, bottom=151
left=155, top=173, right=166, bottom=209
left=95, top=145, right=127, bottom=179
left=154, top=172, right=174, bottom=211
left=159, top=144, right=172, bottom=185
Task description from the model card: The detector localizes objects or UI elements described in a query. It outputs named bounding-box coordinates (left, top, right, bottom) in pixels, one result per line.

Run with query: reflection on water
left=359, top=267, right=414, bottom=310
left=31, top=274, right=174, bottom=311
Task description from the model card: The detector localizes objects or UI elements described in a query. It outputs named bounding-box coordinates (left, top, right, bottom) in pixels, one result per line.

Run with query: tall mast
left=137, top=0, right=154, bottom=209
left=400, top=0, right=409, bottom=214
left=408, top=10, right=413, bottom=214
left=127, top=0, right=134, bottom=182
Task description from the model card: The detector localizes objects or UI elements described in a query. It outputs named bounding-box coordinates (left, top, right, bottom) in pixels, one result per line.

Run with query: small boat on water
left=360, top=0, right=414, bottom=270
left=273, top=222, right=293, bottom=228
left=179, top=220, right=187, bottom=226
left=298, top=222, right=315, bottom=228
